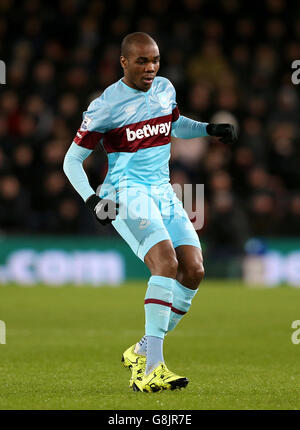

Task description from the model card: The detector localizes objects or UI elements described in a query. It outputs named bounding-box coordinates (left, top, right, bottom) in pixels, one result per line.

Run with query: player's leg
left=133, top=238, right=188, bottom=392
left=136, top=185, right=203, bottom=349
left=136, top=246, right=204, bottom=346
left=176, top=245, right=204, bottom=289
left=158, top=184, right=204, bottom=333
left=135, top=240, right=177, bottom=374
left=168, top=245, right=204, bottom=332
left=142, top=239, right=177, bottom=375
left=134, top=239, right=178, bottom=357
left=113, top=186, right=186, bottom=390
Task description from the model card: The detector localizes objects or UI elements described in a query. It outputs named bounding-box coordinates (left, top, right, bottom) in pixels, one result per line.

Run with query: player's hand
left=85, top=194, right=119, bottom=225
left=206, top=123, right=237, bottom=144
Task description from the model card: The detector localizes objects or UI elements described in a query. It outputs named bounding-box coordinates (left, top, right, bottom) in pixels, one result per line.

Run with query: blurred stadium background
left=0, top=0, right=300, bottom=287
left=1, top=0, right=300, bottom=412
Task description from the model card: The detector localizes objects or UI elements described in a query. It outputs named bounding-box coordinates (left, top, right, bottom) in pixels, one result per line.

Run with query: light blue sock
left=136, top=335, right=147, bottom=355
left=144, top=275, right=174, bottom=374
left=145, top=336, right=164, bottom=375
left=167, top=280, right=198, bottom=333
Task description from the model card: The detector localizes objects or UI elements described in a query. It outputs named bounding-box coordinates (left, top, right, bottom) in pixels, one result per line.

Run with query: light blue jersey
left=71, top=76, right=208, bottom=193
left=63, top=75, right=209, bottom=260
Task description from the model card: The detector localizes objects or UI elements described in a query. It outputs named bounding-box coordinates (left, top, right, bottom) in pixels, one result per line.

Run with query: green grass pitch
left=0, top=281, right=300, bottom=410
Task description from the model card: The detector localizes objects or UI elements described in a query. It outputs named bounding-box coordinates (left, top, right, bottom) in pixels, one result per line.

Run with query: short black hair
left=121, top=32, right=157, bottom=57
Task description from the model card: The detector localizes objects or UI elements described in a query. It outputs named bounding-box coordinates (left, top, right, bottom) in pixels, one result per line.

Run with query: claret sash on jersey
left=74, top=106, right=179, bottom=152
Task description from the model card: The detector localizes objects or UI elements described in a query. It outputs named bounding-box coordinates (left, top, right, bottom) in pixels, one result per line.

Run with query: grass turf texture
left=0, top=281, right=300, bottom=410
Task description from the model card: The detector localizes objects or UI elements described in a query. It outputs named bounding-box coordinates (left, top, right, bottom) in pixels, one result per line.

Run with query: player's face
left=121, top=43, right=160, bottom=92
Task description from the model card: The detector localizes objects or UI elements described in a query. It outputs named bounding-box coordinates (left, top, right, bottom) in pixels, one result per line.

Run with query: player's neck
left=122, top=77, right=148, bottom=93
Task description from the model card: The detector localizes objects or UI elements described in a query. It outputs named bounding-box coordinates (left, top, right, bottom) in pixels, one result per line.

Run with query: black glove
left=206, top=123, right=237, bottom=144
left=86, top=194, right=119, bottom=226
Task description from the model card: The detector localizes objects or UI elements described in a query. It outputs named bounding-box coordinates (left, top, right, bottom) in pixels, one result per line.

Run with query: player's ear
left=120, top=56, right=127, bottom=70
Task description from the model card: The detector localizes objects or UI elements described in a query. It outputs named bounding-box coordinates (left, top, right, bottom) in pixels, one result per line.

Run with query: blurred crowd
left=0, top=0, right=300, bottom=255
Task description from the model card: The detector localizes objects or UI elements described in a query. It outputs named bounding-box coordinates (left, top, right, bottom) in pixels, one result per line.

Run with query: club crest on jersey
left=157, top=92, right=171, bottom=109
left=126, top=121, right=171, bottom=141
left=80, top=116, right=92, bottom=131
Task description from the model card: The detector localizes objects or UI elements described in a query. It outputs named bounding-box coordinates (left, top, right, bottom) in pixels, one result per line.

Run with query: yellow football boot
left=132, top=362, right=189, bottom=392
left=121, top=344, right=146, bottom=388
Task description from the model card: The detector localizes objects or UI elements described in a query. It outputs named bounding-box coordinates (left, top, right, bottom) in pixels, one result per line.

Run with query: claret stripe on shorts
left=144, top=298, right=172, bottom=308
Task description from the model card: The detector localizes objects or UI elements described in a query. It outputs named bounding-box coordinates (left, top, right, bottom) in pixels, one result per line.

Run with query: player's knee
left=194, top=263, right=205, bottom=284
left=182, top=262, right=205, bottom=288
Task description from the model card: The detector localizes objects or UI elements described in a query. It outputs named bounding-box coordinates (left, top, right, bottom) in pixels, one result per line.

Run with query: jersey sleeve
left=63, top=142, right=95, bottom=202
left=168, top=80, right=180, bottom=123
left=171, top=115, right=209, bottom=138
left=73, top=98, right=111, bottom=150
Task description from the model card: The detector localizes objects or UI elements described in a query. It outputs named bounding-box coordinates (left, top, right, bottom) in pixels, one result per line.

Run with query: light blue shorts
left=102, top=183, right=201, bottom=261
